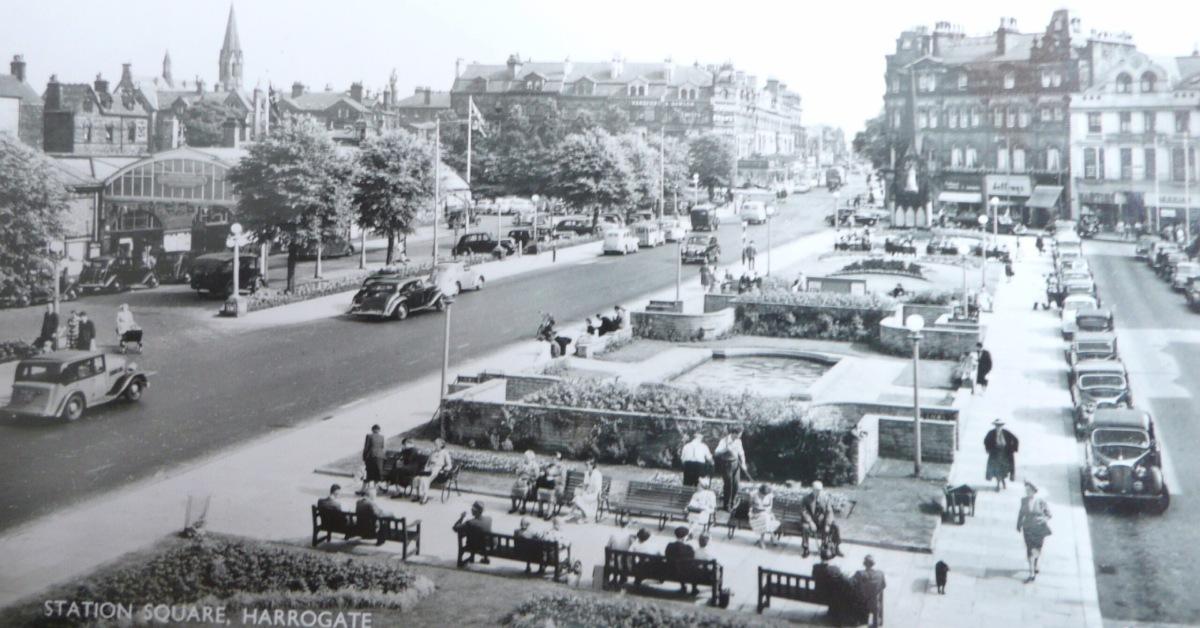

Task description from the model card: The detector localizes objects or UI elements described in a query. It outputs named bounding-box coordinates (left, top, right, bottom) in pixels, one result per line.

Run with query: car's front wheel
left=392, top=303, right=409, bottom=321
left=475, top=276, right=485, bottom=291
left=111, top=280, right=124, bottom=293
left=435, top=297, right=446, bottom=312
left=124, top=379, right=144, bottom=402
left=62, top=394, right=85, bottom=421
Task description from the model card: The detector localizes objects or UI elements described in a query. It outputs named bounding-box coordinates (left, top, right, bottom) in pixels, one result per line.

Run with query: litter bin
left=943, top=484, right=977, bottom=525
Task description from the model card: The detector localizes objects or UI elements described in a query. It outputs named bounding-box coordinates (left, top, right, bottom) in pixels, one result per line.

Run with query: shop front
left=101, top=148, right=243, bottom=260
left=1024, top=185, right=1064, bottom=228
left=984, top=174, right=1032, bottom=228
left=934, top=175, right=984, bottom=227
left=1144, top=191, right=1200, bottom=232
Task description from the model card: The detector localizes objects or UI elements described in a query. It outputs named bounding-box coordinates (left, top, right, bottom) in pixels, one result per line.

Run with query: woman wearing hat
left=984, top=419, right=1019, bottom=491
left=1017, top=481, right=1052, bottom=581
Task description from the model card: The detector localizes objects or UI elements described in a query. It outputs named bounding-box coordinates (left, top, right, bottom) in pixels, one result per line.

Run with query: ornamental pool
left=668, top=354, right=833, bottom=398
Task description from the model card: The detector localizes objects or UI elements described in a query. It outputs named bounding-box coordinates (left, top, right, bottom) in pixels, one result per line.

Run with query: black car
left=348, top=276, right=445, bottom=320
left=155, top=251, right=195, bottom=284
left=75, top=256, right=159, bottom=293
left=507, top=226, right=553, bottom=251
left=189, top=252, right=265, bottom=298
left=298, top=235, right=355, bottom=260
left=453, top=232, right=516, bottom=257
left=554, top=219, right=597, bottom=237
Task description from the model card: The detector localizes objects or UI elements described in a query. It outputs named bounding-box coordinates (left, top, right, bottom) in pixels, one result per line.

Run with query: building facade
left=43, top=64, right=159, bottom=156
left=1070, top=49, right=1200, bottom=231
left=0, top=54, right=43, bottom=149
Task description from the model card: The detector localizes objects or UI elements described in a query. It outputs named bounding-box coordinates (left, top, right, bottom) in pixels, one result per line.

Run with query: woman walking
left=1017, top=481, right=1052, bottom=582
left=984, top=419, right=1019, bottom=490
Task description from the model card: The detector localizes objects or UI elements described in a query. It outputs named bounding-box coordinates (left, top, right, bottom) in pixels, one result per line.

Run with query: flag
left=468, top=96, right=487, bottom=138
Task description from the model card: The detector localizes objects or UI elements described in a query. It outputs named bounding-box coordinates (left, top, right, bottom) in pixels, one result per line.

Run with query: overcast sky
left=4, top=1, right=1199, bottom=137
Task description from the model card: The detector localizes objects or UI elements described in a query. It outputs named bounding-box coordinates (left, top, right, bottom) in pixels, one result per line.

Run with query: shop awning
left=938, top=191, right=982, bottom=204
left=1026, top=185, right=1063, bottom=209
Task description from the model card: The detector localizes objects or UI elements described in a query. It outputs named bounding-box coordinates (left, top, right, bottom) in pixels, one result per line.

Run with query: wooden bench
left=723, top=493, right=854, bottom=553
left=610, top=482, right=712, bottom=531
left=603, top=548, right=725, bottom=606
left=383, top=450, right=429, bottom=497
left=456, top=531, right=573, bottom=582
left=310, top=506, right=421, bottom=560
left=548, top=469, right=612, bottom=521
left=756, top=567, right=824, bottom=613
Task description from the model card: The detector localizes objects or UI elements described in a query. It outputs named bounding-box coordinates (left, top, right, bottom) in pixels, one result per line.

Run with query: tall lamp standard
left=692, top=173, right=700, bottom=207
left=977, top=214, right=989, bottom=288
left=832, top=190, right=842, bottom=229
left=439, top=295, right=456, bottom=399
left=906, top=314, right=925, bottom=477
left=988, top=196, right=1000, bottom=244
left=531, top=194, right=540, bottom=254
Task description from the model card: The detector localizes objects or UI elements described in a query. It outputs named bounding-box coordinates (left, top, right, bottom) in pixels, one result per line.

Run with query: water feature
left=669, top=354, right=832, bottom=398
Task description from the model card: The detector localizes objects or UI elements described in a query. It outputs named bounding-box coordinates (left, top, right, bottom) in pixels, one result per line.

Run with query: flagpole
left=659, top=125, right=666, bottom=219
left=433, top=117, right=440, bottom=267
left=467, top=95, right=474, bottom=226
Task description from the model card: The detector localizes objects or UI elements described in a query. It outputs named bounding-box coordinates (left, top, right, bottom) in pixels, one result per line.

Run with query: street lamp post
left=989, top=196, right=1000, bottom=244
left=833, top=191, right=842, bottom=229
left=766, top=211, right=772, bottom=276
left=358, top=224, right=367, bottom=270
left=531, top=194, right=540, bottom=254
left=978, top=214, right=989, bottom=288
left=692, top=173, right=699, bottom=207
left=230, top=222, right=243, bottom=297
left=906, top=314, right=925, bottom=477
left=440, top=296, right=456, bottom=399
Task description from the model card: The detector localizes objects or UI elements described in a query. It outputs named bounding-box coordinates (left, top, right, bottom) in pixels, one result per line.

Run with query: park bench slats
left=603, top=548, right=725, bottom=606
left=456, top=530, right=572, bottom=581
left=310, top=506, right=421, bottom=560
left=757, top=567, right=823, bottom=613
left=610, top=481, right=712, bottom=531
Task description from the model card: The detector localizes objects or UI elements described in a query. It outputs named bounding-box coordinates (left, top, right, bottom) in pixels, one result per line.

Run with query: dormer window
left=471, top=77, right=487, bottom=93
left=526, top=78, right=544, bottom=91
left=574, top=79, right=594, bottom=96
left=628, top=84, right=647, bottom=97
left=1116, top=73, right=1132, bottom=94
left=679, top=87, right=698, bottom=100
left=1141, top=72, right=1157, bottom=93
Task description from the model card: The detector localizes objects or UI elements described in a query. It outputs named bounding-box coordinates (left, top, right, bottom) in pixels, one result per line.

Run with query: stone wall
left=901, top=303, right=954, bottom=325
left=877, top=415, right=958, bottom=463
left=631, top=307, right=736, bottom=342
left=853, top=414, right=880, bottom=484
left=468, top=371, right=562, bottom=401
left=878, top=315, right=982, bottom=360
left=704, top=293, right=738, bottom=313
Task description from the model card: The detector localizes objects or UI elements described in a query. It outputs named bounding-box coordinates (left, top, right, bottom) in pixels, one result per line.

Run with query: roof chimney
left=45, top=74, right=62, bottom=110
left=291, top=81, right=305, bottom=98
left=121, top=62, right=133, bottom=84
left=93, top=73, right=109, bottom=95
left=9, top=54, right=26, bottom=82
left=423, top=87, right=431, bottom=105
left=350, top=81, right=364, bottom=102
left=506, top=53, right=522, bottom=79
left=455, top=57, right=463, bottom=79
left=663, top=57, right=674, bottom=83
left=611, top=56, right=624, bottom=79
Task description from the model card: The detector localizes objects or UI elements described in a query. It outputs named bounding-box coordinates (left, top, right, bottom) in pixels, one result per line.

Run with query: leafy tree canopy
left=0, top=133, right=69, bottom=296
left=688, top=133, right=734, bottom=199
left=180, top=100, right=241, bottom=148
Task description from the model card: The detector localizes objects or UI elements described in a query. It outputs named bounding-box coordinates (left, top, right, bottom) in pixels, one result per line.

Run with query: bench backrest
left=759, top=566, right=818, bottom=596
left=604, top=548, right=720, bottom=584
left=563, top=470, right=612, bottom=502
left=623, top=481, right=693, bottom=509
left=312, top=506, right=356, bottom=534
left=462, top=531, right=562, bottom=562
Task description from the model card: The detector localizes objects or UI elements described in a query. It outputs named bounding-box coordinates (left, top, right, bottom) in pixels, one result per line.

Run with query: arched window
left=1003, top=72, right=1015, bottom=89
left=1141, top=72, right=1157, bottom=93
left=1116, top=73, right=1132, bottom=94
left=965, top=147, right=978, bottom=167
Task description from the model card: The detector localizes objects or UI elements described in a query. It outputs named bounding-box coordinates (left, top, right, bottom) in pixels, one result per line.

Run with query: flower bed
left=903, top=290, right=959, bottom=306
left=732, top=289, right=895, bottom=344
left=505, top=594, right=759, bottom=628
left=0, top=340, right=37, bottom=365
left=835, top=258, right=924, bottom=278
left=4, top=535, right=435, bottom=627
left=522, top=380, right=806, bottom=425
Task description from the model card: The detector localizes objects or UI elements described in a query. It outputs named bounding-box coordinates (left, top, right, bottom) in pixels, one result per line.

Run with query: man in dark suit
left=853, top=555, right=887, bottom=627
left=453, top=501, right=493, bottom=564
left=975, top=342, right=993, bottom=394
left=664, top=526, right=696, bottom=593
left=317, top=484, right=346, bottom=511
left=812, top=546, right=855, bottom=625
left=362, top=424, right=386, bottom=494
left=36, top=304, right=58, bottom=351
left=75, top=311, right=96, bottom=351
left=354, top=487, right=390, bottom=544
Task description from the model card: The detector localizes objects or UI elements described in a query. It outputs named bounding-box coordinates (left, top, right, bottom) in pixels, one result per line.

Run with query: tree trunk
left=314, top=242, right=323, bottom=279
left=286, top=243, right=298, bottom=293
left=386, top=232, right=396, bottom=266
left=260, top=242, right=270, bottom=286
left=591, top=206, right=600, bottom=231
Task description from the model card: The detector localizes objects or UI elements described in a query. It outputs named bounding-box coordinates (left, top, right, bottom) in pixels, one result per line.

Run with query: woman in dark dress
left=984, top=419, right=1019, bottom=490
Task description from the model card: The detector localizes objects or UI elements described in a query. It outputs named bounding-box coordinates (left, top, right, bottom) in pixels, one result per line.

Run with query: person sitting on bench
left=317, top=484, right=350, bottom=512
left=800, top=481, right=843, bottom=557
left=812, top=545, right=856, bottom=625
left=453, top=501, right=493, bottom=564
left=663, top=526, right=696, bottom=594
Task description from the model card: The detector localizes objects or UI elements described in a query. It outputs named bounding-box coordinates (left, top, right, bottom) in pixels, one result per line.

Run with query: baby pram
left=120, top=327, right=143, bottom=354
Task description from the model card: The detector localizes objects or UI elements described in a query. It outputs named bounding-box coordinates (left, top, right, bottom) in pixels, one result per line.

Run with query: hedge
left=835, top=258, right=924, bottom=277
left=0, top=340, right=37, bottom=365
left=506, top=594, right=760, bottom=628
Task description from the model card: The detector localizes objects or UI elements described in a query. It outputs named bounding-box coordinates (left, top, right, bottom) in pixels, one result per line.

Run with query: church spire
left=218, top=4, right=243, bottom=91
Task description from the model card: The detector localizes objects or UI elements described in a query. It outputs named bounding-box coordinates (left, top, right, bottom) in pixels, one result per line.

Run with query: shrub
left=904, top=290, right=959, bottom=305
left=0, top=340, right=37, bottom=365
left=836, top=258, right=924, bottom=277
left=742, top=289, right=897, bottom=310
left=731, top=291, right=894, bottom=344
left=505, top=594, right=759, bottom=628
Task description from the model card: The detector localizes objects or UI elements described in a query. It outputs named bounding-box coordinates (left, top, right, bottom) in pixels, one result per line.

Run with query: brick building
left=0, top=54, right=43, bottom=149
left=42, top=63, right=159, bottom=157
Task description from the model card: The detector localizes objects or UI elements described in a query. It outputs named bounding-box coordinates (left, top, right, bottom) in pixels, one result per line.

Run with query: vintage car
left=190, top=253, right=265, bottom=298
left=689, top=206, right=720, bottom=232
left=3, top=350, right=151, bottom=421
left=627, top=210, right=657, bottom=225
left=75, top=256, right=159, bottom=293
left=1170, top=261, right=1200, bottom=291
left=681, top=233, right=713, bottom=264
left=1134, top=235, right=1162, bottom=260
left=1058, top=271, right=1094, bottom=294
left=1187, top=277, right=1200, bottom=310
left=1068, top=331, right=1118, bottom=365
left=348, top=276, right=445, bottom=320
left=884, top=237, right=917, bottom=255
left=1064, top=307, right=1114, bottom=341
left=1060, top=293, right=1098, bottom=334
left=452, top=232, right=516, bottom=258
left=740, top=201, right=768, bottom=225
left=602, top=227, right=640, bottom=255
left=1148, top=241, right=1179, bottom=267
left=506, top=226, right=552, bottom=251
left=1081, top=408, right=1169, bottom=513
left=1057, top=257, right=1090, bottom=274
left=553, top=219, right=597, bottom=237
left=430, top=260, right=484, bottom=296
left=1061, top=277, right=1098, bottom=302
left=297, top=235, right=355, bottom=260
left=1054, top=244, right=1083, bottom=266
left=599, top=212, right=626, bottom=227
left=1156, top=251, right=1189, bottom=279
left=825, top=207, right=857, bottom=228
left=658, top=218, right=688, bottom=242
left=155, top=251, right=194, bottom=284
left=853, top=207, right=889, bottom=226
left=633, top=222, right=667, bottom=247
left=1070, top=359, right=1132, bottom=434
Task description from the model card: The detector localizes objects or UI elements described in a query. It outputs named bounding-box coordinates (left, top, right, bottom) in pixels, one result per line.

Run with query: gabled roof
left=452, top=60, right=714, bottom=96
left=0, top=74, right=40, bottom=103
left=158, top=88, right=252, bottom=112
left=278, top=91, right=370, bottom=113
left=394, top=91, right=451, bottom=109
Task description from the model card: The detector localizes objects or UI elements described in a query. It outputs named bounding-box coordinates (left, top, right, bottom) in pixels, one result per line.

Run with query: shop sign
left=157, top=172, right=208, bottom=189
left=1080, top=192, right=1115, bottom=204
left=942, top=178, right=982, bottom=192
left=984, top=175, right=1032, bottom=197
left=1145, top=192, right=1200, bottom=208
left=1160, top=208, right=1178, bottom=218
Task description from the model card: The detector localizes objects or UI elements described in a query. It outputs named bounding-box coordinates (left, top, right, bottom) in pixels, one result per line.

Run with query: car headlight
left=1094, top=466, right=1109, bottom=479
left=1134, top=466, right=1148, bottom=478
left=1133, top=480, right=1145, bottom=493
left=127, top=362, right=138, bottom=371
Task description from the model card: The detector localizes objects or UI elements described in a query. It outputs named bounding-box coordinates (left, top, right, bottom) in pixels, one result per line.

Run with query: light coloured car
left=1171, top=262, right=1200, bottom=291
left=634, top=222, right=666, bottom=248
left=740, top=201, right=768, bottom=225
left=658, top=218, right=688, bottom=242
left=602, top=227, right=640, bottom=255
left=4, top=351, right=151, bottom=421
left=1061, top=293, right=1099, bottom=338
left=794, top=180, right=812, bottom=194
left=430, top=260, right=485, bottom=296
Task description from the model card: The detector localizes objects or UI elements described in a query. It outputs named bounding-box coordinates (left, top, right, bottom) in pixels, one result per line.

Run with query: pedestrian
left=75, top=311, right=96, bottom=351
left=714, top=426, right=749, bottom=511
left=934, top=560, right=949, bottom=594
left=852, top=555, right=887, bottom=628
left=791, top=271, right=807, bottom=292
left=361, top=424, right=386, bottom=495
left=116, top=303, right=136, bottom=335
left=680, top=432, right=713, bottom=487
left=984, top=419, right=1019, bottom=491
left=745, top=240, right=757, bottom=271
left=1016, top=481, right=1052, bottom=582
left=700, top=263, right=711, bottom=292
left=974, top=342, right=992, bottom=393
left=1035, top=235, right=1044, bottom=255
left=66, top=310, right=79, bottom=350
left=36, top=303, right=59, bottom=352
left=1004, top=261, right=1014, bottom=282
left=705, top=236, right=721, bottom=265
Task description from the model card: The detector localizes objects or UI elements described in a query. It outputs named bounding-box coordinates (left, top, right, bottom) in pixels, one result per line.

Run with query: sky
left=3, top=0, right=1199, bottom=137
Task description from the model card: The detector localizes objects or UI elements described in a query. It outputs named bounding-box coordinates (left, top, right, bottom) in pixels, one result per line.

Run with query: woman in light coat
left=1017, top=481, right=1052, bottom=582
left=565, top=459, right=603, bottom=523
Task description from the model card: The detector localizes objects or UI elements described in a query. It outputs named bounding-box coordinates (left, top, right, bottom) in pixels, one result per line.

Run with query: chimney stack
left=9, top=54, right=26, bottom=82
left=195, top=76, right=206, bottom=95
left=506, top=53, right=522, bottom=79
left=350, top=81, right=364, bottom=102
left=121, top=62, right=133, bottom=84
left=45, top=74, right=62, bottom=110
left=455, top=58, right=463, bottom=79
left=423, top=87, right=431, bottom=105
left=611, top=56, right=624, bottom=78
left=564, top=57, right=574, bottom=76
left=93, top=73, right=109, bottom=95
left=291, top=81, right=305, bottom=98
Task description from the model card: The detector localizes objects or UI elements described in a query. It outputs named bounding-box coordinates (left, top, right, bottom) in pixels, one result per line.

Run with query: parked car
left=1080, top=408, right=1168, bottom=513
left=1057, top=258, right=1090, bottom=274
left=1170, top=261, right=1200, bottom=291
left=689, top=207, right=720, bottom=232
left=348, top=276, right=445, bottom=320
left=633, top=222, right=666, bottom=247
left=1149, top=242, right=1180, bottom=269
left=627, top=210, right=656, bottom=225
left=853, top=207, right=888, bottom=226
left=1068, top=331, right=1118, bottom=365
left=659, top=218, right=688, bottom=242
left=75, top=256, right=159, bottom=293
left=452, top=232, right=516, bottom=258
left=554, top=219, right=597, bottom=237
left=1061, top=294, right=1100, bottom=337
left=793, top=180, right=812, bottom=194
left=297, top=235, right=355, bottom=260
left=1157, top=251, right=1189, bottom=279
left=1187, top=277, right=1200, bottom=310
left=3, top=350, right=151, bottom=421
left=1134, top=235, right=1162, bottom=260
left=740, top=201, right=768, bottom=225
left=430, top=260, right=484, bottom=296
left=1064, top=305, right=1112, bottom=341
left=602, top=227, right=640, bottom=255
left=1070, top=359, right=1132, bottom=434
left=189, top=252, right=265, bottom=298
left=155, top=251, right=194, bottom=284
left=507, top=226, right=553, bottom=251
left=681, top=233, right=712, bottom=264
left=825, top=208, right=856, bottom=228
left=600, top=212, right=626, bottom=227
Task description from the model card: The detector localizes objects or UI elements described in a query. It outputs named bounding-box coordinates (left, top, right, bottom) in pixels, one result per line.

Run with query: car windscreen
left=1076, top=342, right=1112, bottom=353
left=363, top=281, right=399, bottom=294
left=15, top=363, right=61, bottom=383
left=1079, top=374, right=1126, bottom=389
left=1076, top=316, right=1111, bottom=329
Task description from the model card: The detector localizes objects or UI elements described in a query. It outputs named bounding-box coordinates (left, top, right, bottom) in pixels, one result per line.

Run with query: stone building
left=274, top=81, right=397, bottom=143
left=0, top=54, right=42, bottom=149
left=42, top=63, right=159, bottom=156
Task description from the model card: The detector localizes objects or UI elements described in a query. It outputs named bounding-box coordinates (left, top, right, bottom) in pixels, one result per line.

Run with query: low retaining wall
left=631, top=308, right=736, bottom=342
left=876, top=414, right=958, bottom=463
left=878, top=315, right=982, bottom=360
left=853, top=414, right=880, bottom=484
left=901, top=303, right=954, bottom=325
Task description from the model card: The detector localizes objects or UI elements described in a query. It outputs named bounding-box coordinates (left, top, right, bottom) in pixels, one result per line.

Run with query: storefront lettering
left=984, top=175, right=1032, bottom=197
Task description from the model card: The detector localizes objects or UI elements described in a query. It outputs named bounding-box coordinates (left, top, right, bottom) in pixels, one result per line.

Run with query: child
left=935, top=560, right=950, bottom=594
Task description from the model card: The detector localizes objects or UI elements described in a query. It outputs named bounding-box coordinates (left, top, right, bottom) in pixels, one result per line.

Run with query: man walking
left=714, top=427, right=749, bottom=511
left=75, top=311, right=96, bottom=351
left=974, top=342, right=993, bottom=394
left=853, top=555, right=887, bottom=627
left=362, top=424, right=386, bottom=495
left=745, top=240, right=758, bottom=271
left=680, top=432, right=713, bottom=487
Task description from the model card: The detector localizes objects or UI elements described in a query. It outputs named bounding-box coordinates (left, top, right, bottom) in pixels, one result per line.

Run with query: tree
left=228, top=118, right=355, bottom=292
left=0, top=133, right=69, bottom=299
left=617, top=133, right=659, bottom=211
left=180, top=100, right=240, bottom=148
left=353, top=131, right=435, bottom=264
left=853, top=113, right=890, bottom=171
left=688, top=133, right=734, bottom=200
left=547, top=129, right=635, bottom=227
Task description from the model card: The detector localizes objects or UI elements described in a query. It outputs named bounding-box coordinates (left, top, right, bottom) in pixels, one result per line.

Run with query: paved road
left=1085, top=240, right=1199, bottom=625
left=0, top=185, right=857, bottom=531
